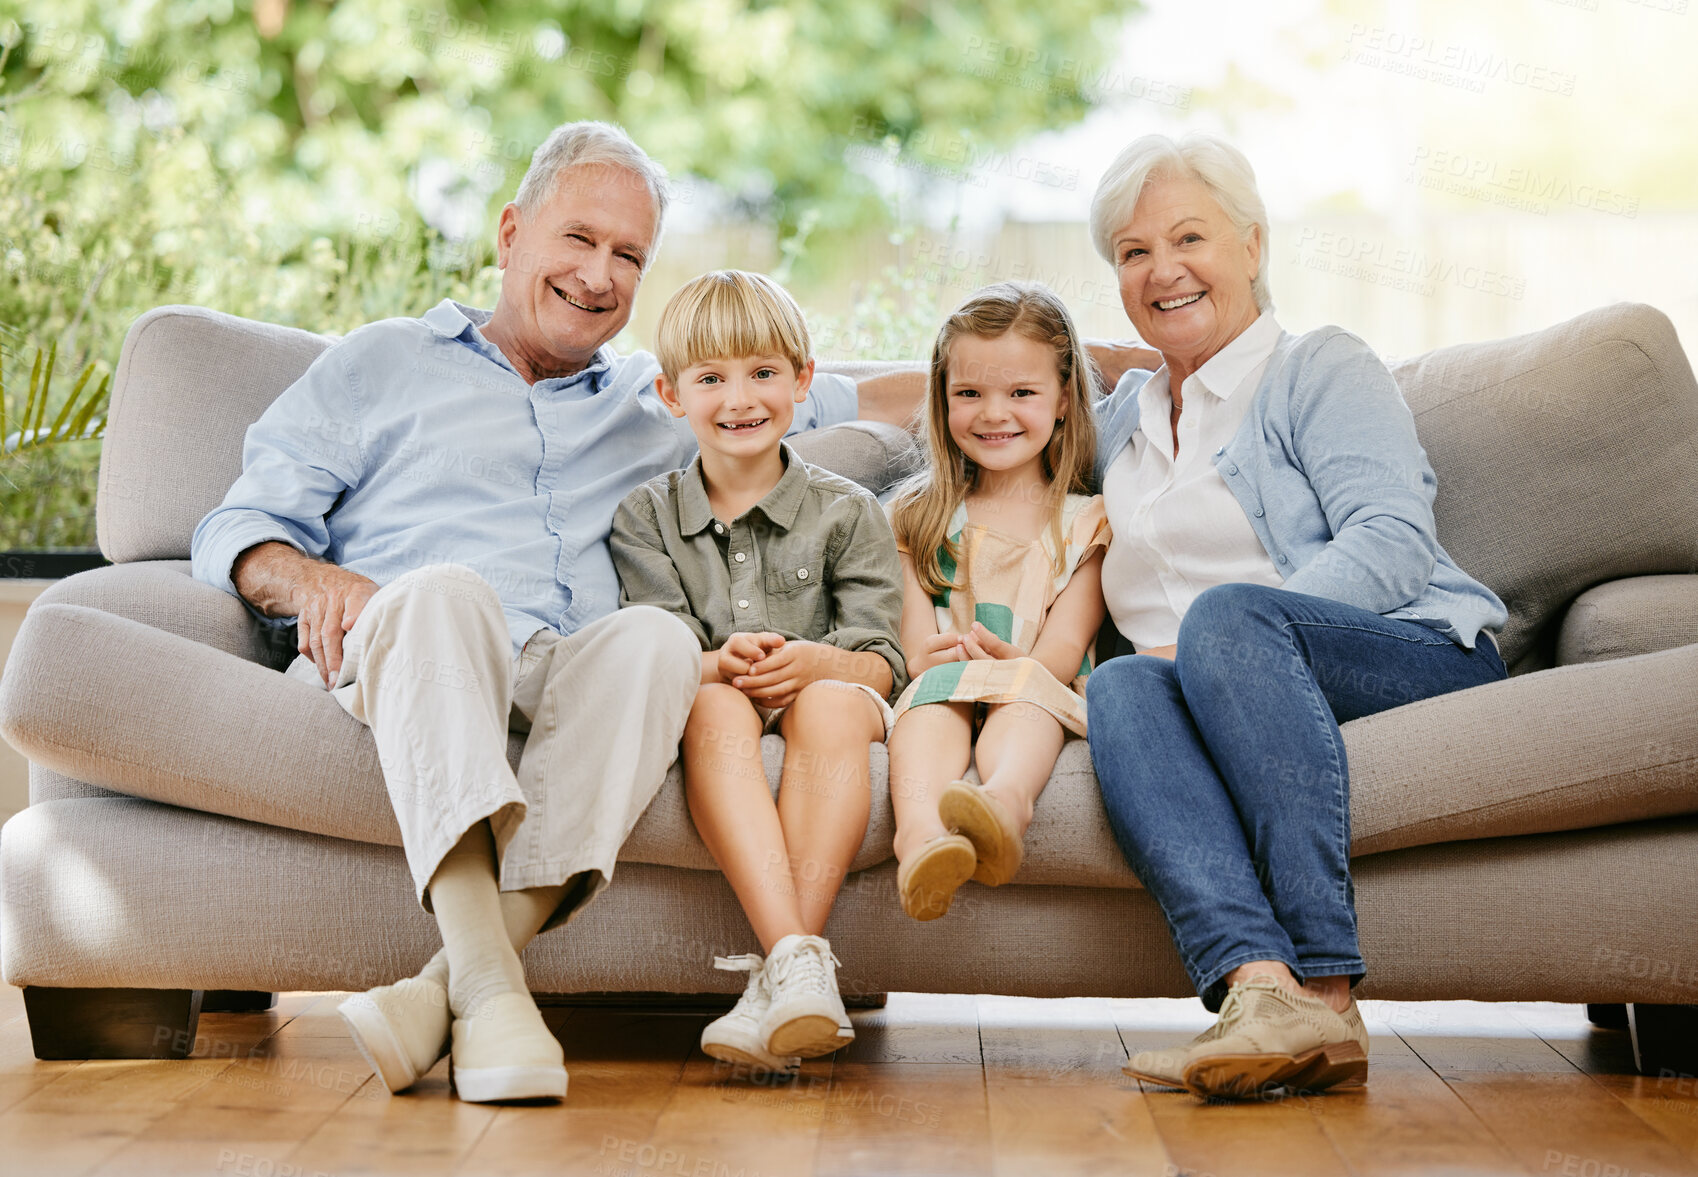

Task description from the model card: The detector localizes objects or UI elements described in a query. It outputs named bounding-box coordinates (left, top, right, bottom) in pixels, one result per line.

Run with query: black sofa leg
left=23, top=987, right=204, bottom=1060
left=1627, top=1004, right=1698, bottom=1076
left=200, top=990, right=278, bottom=1013
left=1587, top=1002, right=1629, bottom=1030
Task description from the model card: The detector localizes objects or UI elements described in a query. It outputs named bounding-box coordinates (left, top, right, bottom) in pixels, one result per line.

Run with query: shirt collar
left=678, top=442, right=809, bottom=536
left=420, top=298, right=617, bottom=388
left=1190, top=311, right=1283, bottom=402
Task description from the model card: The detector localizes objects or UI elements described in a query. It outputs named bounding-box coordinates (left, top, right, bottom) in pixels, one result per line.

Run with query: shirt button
left=797, top=568, right=809, bottom=579
left=1215, top=446, right=1225, bottom=456
left=1277, top=555, right=1288, bottom=564
left=738, top=599, right=749, bottom=609
left=714, top=523, right=725, bottom=535
left=1254, top=508, right=1265, bottom=517
left=1227, top=465, right=1239, bottom=475
left=734, top=552, right=746, bottom=563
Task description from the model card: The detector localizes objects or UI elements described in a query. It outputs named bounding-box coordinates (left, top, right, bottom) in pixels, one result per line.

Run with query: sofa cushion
left=10, top=796, right=1698, bottom=1005
left=1557, top=575, right=1698, bottom=666
left=36, top=560, right=286, bottom=667
left=1389, top=302, right=1698, bottom=670
left=100, top=307, right=331, bottom=564
left=8, top=600, right=1698, bottom=888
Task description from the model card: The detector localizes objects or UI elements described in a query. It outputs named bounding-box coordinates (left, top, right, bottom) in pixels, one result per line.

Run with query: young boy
left=609, top=270, right=906, bottom=1072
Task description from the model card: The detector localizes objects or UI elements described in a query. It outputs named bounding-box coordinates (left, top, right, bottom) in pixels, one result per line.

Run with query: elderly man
left=190, top=121, right=915, bottom=1104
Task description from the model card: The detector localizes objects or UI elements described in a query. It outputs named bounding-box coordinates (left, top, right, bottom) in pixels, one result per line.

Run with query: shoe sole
left=768, top=1014, right=851, bottom=1058
left=939, top=782, right=1022, bottom=887
left=897, top=837, right=976, bottom=921
left=338, top=993, right=422, bottom=1093
left=700, top=1039, right=801, bottom=1075
left=451, top=1062, right=568, bottom=1103
left=1183, top=1042, right=1368, bottom=1100
left=1120, top=1061, right=1186, bottom=1090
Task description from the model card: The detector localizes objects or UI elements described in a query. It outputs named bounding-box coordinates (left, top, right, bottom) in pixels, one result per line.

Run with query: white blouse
left=1101, top=313, right=1287, bottom=650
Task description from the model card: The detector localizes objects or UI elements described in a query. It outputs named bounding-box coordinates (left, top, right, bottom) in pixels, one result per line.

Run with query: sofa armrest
left=1556, top=575, right=1698, bottom=666
left=33, top=560, right=289, bottom=668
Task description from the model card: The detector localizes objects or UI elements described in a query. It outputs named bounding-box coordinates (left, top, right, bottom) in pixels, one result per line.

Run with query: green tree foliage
left=0, top=0, right=1128, bottom=546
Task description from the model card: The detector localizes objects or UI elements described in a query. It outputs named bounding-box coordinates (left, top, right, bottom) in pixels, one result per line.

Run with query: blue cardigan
left=1094, top=326, right=1507, bottom=649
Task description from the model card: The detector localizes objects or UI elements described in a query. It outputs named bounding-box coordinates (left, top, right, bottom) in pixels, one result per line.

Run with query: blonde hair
left=891, top=282, right=1099, bottom=599
left=653, top=270, right=812, bottom=383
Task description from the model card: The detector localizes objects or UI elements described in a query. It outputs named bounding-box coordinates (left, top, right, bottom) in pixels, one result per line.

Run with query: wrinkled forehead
left=531, top=163, right=660, bottom=248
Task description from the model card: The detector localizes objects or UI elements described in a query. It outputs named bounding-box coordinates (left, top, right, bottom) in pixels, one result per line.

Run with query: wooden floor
left=4, top=983, right=1698, bottom=1177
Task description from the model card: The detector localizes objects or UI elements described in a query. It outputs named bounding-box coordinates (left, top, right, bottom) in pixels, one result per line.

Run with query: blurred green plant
left=0, top=0, right=1131, bottom=549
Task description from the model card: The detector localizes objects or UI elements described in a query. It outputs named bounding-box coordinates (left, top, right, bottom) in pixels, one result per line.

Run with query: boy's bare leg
left=776, top=683, right=883, bottom=934
left=970, top=701, right=1066, bottom=840
left=685, top=683, right=807, bottom=952
left=887, top=700, right=973, bottom=865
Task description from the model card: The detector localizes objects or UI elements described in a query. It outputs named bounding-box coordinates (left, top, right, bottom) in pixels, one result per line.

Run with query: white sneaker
left=760, top=934, right=854, bottom=1058
left=699, top=954, right=801, bottom=1075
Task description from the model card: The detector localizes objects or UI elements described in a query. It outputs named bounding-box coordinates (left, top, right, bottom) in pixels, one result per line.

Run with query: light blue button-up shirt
left=1094, top=324, right=1507, bottom=649
left=190, top=299, right=858, bottom=654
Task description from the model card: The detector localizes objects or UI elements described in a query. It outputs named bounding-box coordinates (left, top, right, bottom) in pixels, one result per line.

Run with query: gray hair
left=1088, top=132, right=1272, bottom=312
left=512, top=121, right=670, bottom=254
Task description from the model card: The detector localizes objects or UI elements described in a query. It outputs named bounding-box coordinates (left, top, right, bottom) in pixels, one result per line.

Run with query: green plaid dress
left=892, top=494, right=1109, bottom=736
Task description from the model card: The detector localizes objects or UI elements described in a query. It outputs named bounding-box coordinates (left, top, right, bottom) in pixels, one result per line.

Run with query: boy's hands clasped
left=718, top=632, right=847, bottom=711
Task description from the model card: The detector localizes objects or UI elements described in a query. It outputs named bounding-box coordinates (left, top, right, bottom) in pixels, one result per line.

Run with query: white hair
left=512, top=121, right=670, bottom=255
left=1088, top=132, right=1272, bottom=312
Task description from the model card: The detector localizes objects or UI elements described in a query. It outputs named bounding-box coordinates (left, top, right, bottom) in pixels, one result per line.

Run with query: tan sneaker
left=1180, top=979, right=1367, bottom=1099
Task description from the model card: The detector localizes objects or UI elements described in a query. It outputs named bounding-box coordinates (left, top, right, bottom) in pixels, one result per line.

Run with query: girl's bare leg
left=971, top=701, right=1066, bottom=840
left=888, top=700, right=974, bottom=865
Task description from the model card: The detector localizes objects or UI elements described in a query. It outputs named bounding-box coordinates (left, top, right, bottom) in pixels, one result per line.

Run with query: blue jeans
left=1087, top=583, right=1506, bottom=1010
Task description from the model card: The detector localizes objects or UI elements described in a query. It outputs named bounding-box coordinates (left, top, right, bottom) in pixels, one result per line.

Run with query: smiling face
left=1111, top=170, right=1262, bottom=375
left=489, top=163, right=658, bottom=380
left=657, top=353, right=815, bottom=466
left=944, top=331, right=1067, bottom=480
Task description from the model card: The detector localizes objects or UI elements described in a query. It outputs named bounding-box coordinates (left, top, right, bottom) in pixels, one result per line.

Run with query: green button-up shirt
left=610, top=443, right=907, bottom=697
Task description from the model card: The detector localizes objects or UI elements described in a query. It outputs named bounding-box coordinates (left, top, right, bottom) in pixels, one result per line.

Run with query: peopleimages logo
left=1407, top=148, right=1640, bottom=219
left=1342, top=24, right=1578, bottom=95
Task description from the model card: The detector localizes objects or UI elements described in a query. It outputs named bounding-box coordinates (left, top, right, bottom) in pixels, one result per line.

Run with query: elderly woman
left=1084, top=133, right=1509, bottom=1100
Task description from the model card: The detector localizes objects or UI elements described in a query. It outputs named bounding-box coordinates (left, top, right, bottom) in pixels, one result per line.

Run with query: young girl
left=888, top=282, right=1109, bottom=920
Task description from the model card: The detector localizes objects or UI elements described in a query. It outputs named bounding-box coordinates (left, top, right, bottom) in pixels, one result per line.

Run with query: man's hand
left=231, top=542, right=379, bottom=687
left=731, top=639, right=842, bottom=711
left=717, top=632, right=786, bottom=684
left=288, top=562, right=380, bottom=686
left=961, top=622, right=1023, bottom=661
left=1086, top=340, right=1164, bottom=392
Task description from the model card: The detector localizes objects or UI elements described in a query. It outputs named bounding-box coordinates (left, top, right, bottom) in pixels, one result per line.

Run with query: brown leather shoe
left=1180, top=980, right=1368, bottom=1099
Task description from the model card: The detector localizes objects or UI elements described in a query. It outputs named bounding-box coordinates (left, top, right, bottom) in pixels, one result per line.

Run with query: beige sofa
left=3, top=303, right=1697, bottom=1071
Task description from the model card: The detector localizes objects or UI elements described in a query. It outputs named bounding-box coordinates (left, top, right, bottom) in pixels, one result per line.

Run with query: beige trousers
left=285, top=563, right=700, bottom=931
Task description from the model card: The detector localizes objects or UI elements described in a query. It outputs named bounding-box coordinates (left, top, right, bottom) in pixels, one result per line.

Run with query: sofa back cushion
left=99, top=306, right=331, bottom=564
left=1390, top=302, right=1698, bottom=668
